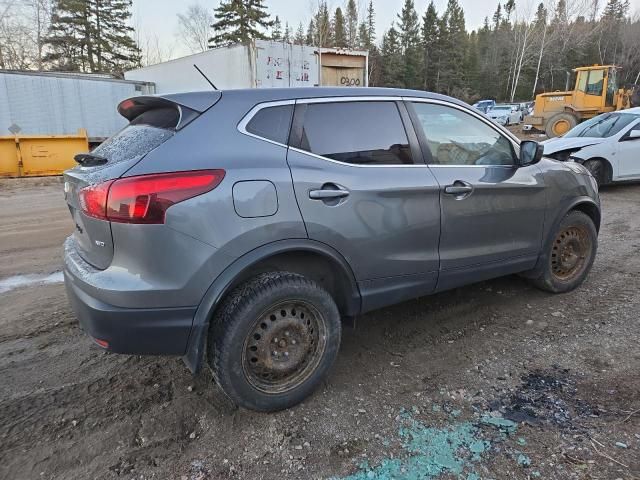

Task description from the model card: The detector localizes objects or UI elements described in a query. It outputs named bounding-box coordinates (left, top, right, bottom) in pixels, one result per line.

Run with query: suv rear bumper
left=64, top=269, right=196, bottom=355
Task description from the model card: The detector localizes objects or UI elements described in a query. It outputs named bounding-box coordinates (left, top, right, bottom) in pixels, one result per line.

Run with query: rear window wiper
left=74, top=153, right=108, bottom=166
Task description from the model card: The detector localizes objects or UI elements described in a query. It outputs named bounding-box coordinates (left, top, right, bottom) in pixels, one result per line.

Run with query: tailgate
left=63, top=93, right=220, bottom=269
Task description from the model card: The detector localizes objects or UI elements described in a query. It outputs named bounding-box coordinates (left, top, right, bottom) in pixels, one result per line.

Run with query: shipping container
left=125, top=40, right=368, bottom=94
left=0, top=70, right=155, bottom=142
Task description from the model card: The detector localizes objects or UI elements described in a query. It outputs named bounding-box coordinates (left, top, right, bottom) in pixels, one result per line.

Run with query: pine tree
left=271, top=15, right=282, bottom=40
left=422, top=1, right=439, bottom=91
left=332, top=7, right=347, bottom=48
left=357, top=22, right=368, bottom=48
left=306, top=19, right=315, bottom=45
left=443, top=0, right=467, bottom=95
left=346, top=0, right=358, bottom=49
left=380, top=25, right=403, bottom=87
left=283, top=22, right=291, bottom=43
left=366, top=0, right=376, bottom=46
left=46, top=0, right=140, bottom=74
left=492, top=3, right=502, bottom=29
left=397, top=0, right=422, bottom=89
left=313, top=1, right=331, bottom=47
left=209, top=0, right=274, bottom=47
left=294, top=22, right=305, bottom=45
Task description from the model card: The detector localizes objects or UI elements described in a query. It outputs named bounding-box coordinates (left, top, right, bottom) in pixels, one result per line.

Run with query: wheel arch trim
left=182, top=239, right=360, bottom=373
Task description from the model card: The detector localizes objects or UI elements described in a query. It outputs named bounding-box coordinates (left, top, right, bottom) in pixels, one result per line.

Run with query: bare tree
left=176, top=3, right=213, bottom=54
left=0, top=0, right=51, bottom=70
left=140, top=32, right=175, bottom=66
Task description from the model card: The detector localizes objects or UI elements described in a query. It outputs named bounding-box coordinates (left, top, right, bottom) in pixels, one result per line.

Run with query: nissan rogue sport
left=63, top=88, right=600, bottom=411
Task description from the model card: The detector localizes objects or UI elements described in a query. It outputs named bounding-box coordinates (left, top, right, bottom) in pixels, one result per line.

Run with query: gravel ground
left=0, top=177, right=638, bottom=480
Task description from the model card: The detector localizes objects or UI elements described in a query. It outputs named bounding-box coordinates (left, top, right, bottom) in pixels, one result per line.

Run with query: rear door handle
left=444, top=181, right=474, bottom=196
left=309, top=189, right=350, bottom=200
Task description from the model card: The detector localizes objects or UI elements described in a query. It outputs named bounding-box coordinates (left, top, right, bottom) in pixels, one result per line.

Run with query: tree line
left=1, top=0, right=639, bottom=103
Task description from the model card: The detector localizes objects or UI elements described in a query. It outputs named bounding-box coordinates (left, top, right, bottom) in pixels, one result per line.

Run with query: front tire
left=583, top=159, right=608, bottom=187
left=545, top=113, right=578, bottom=138
left=530, top=211, right=598, bottom=293
left=208, top=272, right=341, bottom=412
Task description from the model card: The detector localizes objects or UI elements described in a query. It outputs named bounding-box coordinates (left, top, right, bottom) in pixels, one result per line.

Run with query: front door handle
left=444, top=181, right=473, bottom=196
left=309, top=188, right=350, bottom=200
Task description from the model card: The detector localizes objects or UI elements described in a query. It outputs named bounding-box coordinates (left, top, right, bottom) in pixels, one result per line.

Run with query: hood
left=487, top=110, right=508, bottom=118
left=542, top=136, right=606, bottom=155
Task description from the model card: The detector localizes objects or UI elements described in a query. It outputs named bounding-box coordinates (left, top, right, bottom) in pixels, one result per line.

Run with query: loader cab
left=573, top=65, right=617, bottom=111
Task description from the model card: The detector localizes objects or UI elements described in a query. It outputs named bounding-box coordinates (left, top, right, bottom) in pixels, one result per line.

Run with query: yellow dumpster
left=0, top=129, right=89, bottom=177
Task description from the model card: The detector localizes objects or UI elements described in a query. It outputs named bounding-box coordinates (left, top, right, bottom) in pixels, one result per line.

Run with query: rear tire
left=583, top=159, right=608, bottom=187
left=530, top=211, right=598, bottom=293
left=207, top=272, right=341, bottom=412
left=545, top=113, right=578, bottom=138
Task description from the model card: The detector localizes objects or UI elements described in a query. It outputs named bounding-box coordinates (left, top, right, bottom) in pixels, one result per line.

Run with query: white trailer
left=125, top=40, right=368, bottom=94
left=0, top=70, right=155, bottom=141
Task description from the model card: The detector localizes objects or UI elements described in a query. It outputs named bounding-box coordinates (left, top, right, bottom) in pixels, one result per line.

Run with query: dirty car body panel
left=62, top=87, right=600, bottom=375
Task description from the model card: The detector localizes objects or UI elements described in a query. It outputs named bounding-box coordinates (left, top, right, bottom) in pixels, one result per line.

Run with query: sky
left=132, top=0, right=640, bottom=59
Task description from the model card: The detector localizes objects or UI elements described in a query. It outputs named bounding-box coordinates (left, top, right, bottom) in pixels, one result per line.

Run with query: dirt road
left=0, top=178, right=638, bottom=480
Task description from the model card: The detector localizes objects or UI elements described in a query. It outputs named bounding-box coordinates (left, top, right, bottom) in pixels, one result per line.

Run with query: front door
left=407, top=100, right=547, bottom=291
left=286, top=99, right=441, bottom=310
left=617, top=121, right=640, bottom=179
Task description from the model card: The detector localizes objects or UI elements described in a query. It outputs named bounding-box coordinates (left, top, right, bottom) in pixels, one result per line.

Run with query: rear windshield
left=91, top=107, right=179, bottom=164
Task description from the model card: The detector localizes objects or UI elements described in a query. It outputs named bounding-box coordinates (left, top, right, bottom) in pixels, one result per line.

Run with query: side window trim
left=403, top=97, right=520, bottom=167
left=396, top=100, right=427, bottom=166
left=237, top=99, right=296, bottom=147
left=290, top=98, right=427, bottom=168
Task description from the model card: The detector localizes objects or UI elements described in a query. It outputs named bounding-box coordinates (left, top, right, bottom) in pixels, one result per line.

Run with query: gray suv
left=63, top=88, right=600, bottom=411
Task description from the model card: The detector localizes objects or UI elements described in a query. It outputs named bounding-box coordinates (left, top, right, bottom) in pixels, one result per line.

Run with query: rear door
left=406, top=99, right=546, bottom=291
left=286, top=98, right=441, bottom=309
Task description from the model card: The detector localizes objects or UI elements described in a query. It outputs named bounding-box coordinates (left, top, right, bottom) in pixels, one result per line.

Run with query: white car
left=543, top=108, right=640, bottom=186
left=486, top=105, right=521, bottom=126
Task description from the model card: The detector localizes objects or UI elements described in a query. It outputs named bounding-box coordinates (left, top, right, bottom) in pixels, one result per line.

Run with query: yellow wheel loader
left=524, top=65, right=640, bottom=138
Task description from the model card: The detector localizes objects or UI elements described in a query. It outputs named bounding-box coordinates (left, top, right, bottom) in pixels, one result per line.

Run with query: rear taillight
left=78, top=170, right=225, bottom=224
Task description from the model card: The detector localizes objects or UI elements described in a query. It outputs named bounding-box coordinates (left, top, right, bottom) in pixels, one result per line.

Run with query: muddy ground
left=0, top=177, right=638, bottom=480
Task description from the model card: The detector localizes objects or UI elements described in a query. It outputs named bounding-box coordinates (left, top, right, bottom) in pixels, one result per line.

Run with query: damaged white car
left=543, top=108, right=640, bottom=186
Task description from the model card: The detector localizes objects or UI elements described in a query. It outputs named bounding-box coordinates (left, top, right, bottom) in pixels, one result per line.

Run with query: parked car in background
left=63, top=87, right=600, bottom=412
left=473, top=99, right=496, bottom=113
left=487, top=104, right=522, bottom=126
left=525, top=101, right=535, bottom=116
left=543, top=108, right=640, bottom=186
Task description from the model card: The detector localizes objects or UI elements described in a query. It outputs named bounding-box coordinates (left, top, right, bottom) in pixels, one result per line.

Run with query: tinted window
left=300, top=102, right=414, bottom=165
left=411, top=103, right=515, bottom=166
left=246, top=105, right=293, bottom=144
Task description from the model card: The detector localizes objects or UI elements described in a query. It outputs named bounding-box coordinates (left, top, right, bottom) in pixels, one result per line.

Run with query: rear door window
left=246, top=104, right=293, bottom=145
left=298, top=101, right=414, bottom=165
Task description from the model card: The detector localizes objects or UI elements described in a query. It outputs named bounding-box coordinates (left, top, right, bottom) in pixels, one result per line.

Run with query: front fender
left=182, top=239, right=360, bottom=373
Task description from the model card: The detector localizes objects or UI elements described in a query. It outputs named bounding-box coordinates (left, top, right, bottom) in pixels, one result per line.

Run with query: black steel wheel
left=550, top=225, right=590, bottom=282
left=530, top=211, right=598, bottom=293
left=242, top=300, right=327, bottom=394
left=208, top=272, right=341, bottom=412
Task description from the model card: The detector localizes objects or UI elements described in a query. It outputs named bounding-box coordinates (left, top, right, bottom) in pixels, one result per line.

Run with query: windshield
left=564, top=113, right=640, bottom=138
left=476, top=101, right=492, bottom=107
left=491, top=106, right=511, bottom=111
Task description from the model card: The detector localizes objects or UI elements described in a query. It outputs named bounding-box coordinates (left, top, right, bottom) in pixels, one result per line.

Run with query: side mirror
left=622, top=129, right=640, bottom=141
left=519, top=140, right=544, bottom=166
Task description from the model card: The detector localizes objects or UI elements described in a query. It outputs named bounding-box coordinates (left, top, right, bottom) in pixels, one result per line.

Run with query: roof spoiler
left=117, top=92, right=222, bottom=129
